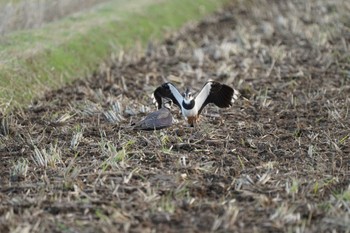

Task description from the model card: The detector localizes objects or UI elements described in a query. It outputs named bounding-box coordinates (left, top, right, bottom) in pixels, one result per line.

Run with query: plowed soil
left=1, top=0, right=349, bottom=232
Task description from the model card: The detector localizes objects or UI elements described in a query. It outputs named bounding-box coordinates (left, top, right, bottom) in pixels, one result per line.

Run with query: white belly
left=181, top=106, right=197, bottom=118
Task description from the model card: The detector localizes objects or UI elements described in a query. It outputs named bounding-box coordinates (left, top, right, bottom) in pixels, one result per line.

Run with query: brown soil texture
left=1, top=0, right=350, bottom=232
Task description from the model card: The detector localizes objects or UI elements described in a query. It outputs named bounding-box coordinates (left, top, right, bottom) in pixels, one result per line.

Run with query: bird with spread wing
left=153, top=81, right=239, bottom=127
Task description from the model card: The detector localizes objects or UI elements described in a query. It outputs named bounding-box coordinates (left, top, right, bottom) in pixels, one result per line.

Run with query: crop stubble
left=0, top=0, right=349, bottom=232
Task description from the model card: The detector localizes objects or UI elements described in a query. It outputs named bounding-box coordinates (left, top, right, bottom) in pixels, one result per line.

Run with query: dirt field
left=1, top=0, right=349, bottom=232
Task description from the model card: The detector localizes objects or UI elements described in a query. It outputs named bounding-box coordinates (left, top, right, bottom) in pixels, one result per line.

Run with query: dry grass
left=0, top=0, right=109, bottom=35
left=0, top=0, right=350, bottom=232
left=0, top=0, right=227, bottom=111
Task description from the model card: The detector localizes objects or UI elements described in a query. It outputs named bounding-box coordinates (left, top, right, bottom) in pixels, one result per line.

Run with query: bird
left=153, top=81, right=239, bottom=127
left=132, top=98, right=174, bottom=130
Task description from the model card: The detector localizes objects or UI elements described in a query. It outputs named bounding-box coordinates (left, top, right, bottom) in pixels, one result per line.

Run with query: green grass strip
left=0, top=0, right=230, bottom=111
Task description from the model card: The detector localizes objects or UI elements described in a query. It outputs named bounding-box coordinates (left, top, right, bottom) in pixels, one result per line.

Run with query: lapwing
left=153, top=81, right=239, bottom=127
left=132, top=99, right=174, bottom=130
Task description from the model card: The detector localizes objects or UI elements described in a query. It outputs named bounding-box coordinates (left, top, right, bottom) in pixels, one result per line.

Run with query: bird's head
left=183, top=88, right=193, bottom=103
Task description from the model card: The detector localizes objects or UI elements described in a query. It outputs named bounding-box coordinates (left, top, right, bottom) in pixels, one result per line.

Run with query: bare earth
left=1, top=0, right=349, bottom=232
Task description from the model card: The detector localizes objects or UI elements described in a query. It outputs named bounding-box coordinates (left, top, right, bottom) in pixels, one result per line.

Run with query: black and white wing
left=153, top=83, right=183, bottom=109
left=195, top=81, right=238, bottom=115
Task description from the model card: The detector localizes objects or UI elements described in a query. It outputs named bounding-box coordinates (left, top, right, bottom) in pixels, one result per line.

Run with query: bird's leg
left=190, top=122, right=195, bottom=137
left=196, top=115, right=200, bottom=126
left=188, top=116, right=199, bottom=138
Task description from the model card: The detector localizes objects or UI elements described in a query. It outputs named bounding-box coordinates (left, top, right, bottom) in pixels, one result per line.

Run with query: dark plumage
left=132, top=99, right=174, bottom=130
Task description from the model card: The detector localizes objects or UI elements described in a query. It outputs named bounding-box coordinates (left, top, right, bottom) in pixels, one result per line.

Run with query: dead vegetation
left=0, top=0, right=109, bottom=35
left=0, top=0, right=350, bottom=232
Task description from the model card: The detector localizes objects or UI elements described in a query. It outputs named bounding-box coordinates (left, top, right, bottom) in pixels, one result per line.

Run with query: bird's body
left=153, top=81, right=239, bottom=126
left=181, top=98, right=200, bottom=125
left=132, top=99, right=174, bottom=130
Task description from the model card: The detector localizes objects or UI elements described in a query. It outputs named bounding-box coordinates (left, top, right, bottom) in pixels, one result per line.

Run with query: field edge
left=0, top=0, right=230, bottom=112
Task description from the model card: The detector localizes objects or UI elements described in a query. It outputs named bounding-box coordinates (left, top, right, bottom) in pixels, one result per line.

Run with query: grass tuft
left=70, top=125, right=84, bottom=150
left=11, top=158, right=29, bottom=180
left=31, top=144, right=63, bottom=168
